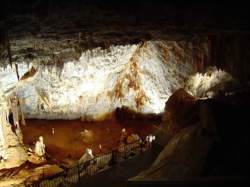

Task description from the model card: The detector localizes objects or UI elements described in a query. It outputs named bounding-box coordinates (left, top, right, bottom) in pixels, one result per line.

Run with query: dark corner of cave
left=0, top=0, right=250, bottom=187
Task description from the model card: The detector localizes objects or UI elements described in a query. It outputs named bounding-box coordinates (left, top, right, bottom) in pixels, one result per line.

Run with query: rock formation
left=79, top=148, right=94, bottom=163
left=0, top=93, right=27, bottom=170
left=135, top=89, right=218, bottom=179
left=35, top=136, right=45, bottom=157
left=0, top=40, right=208, bottom=121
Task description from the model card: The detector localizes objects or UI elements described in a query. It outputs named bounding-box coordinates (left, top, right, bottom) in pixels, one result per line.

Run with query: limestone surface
left=0, top=41, right=205, bottom=120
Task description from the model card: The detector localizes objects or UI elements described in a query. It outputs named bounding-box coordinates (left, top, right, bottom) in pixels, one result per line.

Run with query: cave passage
left=21, top=118, right=160, bottom=165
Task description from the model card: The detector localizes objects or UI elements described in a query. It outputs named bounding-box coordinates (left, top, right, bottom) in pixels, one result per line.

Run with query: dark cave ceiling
left=1, top=0, right=250, bottom=81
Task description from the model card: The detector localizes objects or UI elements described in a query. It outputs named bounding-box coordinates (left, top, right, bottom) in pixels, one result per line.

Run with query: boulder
left=136, top=124, right=214, bottom=179
left=163, top=88, right=198, bottom=134
left=0, top=147, right=28, bottom=170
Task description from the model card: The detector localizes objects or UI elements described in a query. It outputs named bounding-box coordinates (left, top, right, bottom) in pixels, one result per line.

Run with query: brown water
left=21, top=119, right=160, bottom=162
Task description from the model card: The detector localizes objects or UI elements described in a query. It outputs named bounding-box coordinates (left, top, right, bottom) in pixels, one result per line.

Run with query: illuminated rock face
left=0, top=40, right=207, bottom=120
left=184, top=67, right=235, bottom=99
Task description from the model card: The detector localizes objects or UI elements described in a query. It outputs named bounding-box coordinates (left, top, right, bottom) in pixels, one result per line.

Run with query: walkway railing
left=27, top=139, right=152, bottom=187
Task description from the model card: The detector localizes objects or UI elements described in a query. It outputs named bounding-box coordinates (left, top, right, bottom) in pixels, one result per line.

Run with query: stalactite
left=8, top=93, right=24, bottom=143
left=6, top=31, right=12, bottom=68
left=35, top=87, right=51, bottom=109
left=5, top=106, right=9, bottom=123
left=15, top=63, right=20, bottom=81
left=10, top=93, right=19, bottom=127
left=19, top=98, right=26, bottom=126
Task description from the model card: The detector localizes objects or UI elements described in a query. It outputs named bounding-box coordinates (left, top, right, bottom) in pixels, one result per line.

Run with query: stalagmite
left=79, top=148, right=94, bottom=163
left=35, top=136, right=46, bottom=157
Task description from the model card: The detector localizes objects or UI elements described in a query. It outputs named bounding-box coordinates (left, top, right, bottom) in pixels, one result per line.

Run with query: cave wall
left=1, top=33, right=250, bottom=121
left=208, top=34, right=250, bottom=82
left=0, top=40, right=208, bottom=120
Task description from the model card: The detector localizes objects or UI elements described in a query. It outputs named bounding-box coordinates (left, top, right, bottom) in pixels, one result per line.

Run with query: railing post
left=77, top=164, right=80, bottom=182
left=140, top=141, right=143, bottom=153
left=43, top=167, right=45, bottom=179
left=110, top=150, right=117, bottom=166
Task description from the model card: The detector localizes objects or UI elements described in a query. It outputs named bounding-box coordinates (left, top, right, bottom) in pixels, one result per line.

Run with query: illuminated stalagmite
left=35, top=136, right=45, bottom=157
left=79, top=148, right=94, bottom=163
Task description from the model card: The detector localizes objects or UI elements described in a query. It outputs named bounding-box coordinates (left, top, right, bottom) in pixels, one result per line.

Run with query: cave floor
left=21, top=119, right=160, bottom=165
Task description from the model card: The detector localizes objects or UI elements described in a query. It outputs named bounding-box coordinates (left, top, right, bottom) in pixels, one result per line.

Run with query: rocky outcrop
left=136, top=125, right=214, bottom=179
left=184, top=67, right=236, bottom=99
left=136, top=89, right=218, bottom=179
left=136, top=82, right=250, bottom=179
left=162, top=89, right=198, bottom=133
left=0, top=164, right=63, bottom=187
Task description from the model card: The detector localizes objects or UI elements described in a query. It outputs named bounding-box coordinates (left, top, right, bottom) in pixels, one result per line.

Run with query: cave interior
left=0, top=0, right=250, bottom=186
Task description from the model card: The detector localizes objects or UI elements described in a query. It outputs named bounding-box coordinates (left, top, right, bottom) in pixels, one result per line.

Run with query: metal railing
left=27, top=140, right=152, bottom=187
